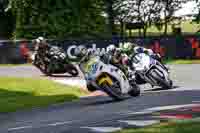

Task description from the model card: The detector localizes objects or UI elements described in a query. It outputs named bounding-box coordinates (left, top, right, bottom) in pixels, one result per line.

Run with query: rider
left=32, top=37, right=68, bottom=73
left=32, top=37, right=66, bottom=61
left=105, top=44, right=140, bottom=96
left=74, top=45, right=93, bottom=63
left=73, top=45, right=100, bottom=92
left=33, top=37, right=49, bottom=52
left=32, top=37, right=50, bottom=57
left=73, top=44, right=140, bottom=95
left=105, top=44, right=129, bottom=74
left=120, top=42, right=169, bottom=72
left=120, top=42, right=162, bottom=62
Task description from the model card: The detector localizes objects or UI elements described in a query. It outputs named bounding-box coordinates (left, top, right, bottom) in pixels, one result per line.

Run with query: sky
left=103, top=1, right=199, bottom=20
left=174, top=1, right=198, bottom=17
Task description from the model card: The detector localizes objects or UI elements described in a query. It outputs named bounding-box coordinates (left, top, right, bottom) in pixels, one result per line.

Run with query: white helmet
left=107, top=44, right=116, bottom=52
left=35, top=36, right=46, bottom=44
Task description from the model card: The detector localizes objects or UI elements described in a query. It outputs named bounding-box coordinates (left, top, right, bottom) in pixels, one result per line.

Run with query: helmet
left=121, top=42, right=136, bottom=53
left=107, top=44, right=116, bottom=53
left=74, top=45, right=88, bottom=57
left=34, top=37, right=48, bottom=49
left=33, top=37, right=46, bottom=45
left=38, top=37, right=46, bottom=42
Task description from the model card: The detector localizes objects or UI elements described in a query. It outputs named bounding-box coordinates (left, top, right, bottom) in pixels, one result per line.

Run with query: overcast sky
left=174, top=1, right=198, bottom=17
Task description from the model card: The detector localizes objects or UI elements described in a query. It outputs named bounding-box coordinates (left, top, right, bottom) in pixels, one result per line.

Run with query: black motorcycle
left=32, top=46, right=79, bottom=77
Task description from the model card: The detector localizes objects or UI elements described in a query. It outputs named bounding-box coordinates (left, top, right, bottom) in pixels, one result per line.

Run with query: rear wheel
left=97, top=73, right=124, bottom=101
left=65, top=64, right=79, bottom=77
left=35, top=61, right=51, bottom=76
left=44, top=66, right=52, bottom=76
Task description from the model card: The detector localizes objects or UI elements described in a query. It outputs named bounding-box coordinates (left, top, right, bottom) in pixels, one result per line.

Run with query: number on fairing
left=90, top=63, right=98, bottom=74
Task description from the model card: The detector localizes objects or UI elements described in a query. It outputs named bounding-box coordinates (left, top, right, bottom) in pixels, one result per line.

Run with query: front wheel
left=159, top=78, right=173, bottom=89
left=151, top=70, right=173, bottom=89
left=163, top=79, right=173, bottom=89
left=97, top=73, right=125, bottom=101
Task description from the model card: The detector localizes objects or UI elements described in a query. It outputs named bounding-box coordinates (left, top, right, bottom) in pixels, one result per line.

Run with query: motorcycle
left=131, top=53, right=173, bottom=89
left=32, top=46, right=79, bottom=77
left=79, top=56, right=140, bottom=101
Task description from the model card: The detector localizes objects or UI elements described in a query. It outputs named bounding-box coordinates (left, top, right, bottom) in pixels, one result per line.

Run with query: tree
left=104, top=0, right=115, bottom=36
left=0, top=0, right=8, bottom=12
left=0, top=0, right=14, bottom=38
left=113, top=0, right=163, bottom=37
left=161, top=0, right=187, bottom=35
left=193, top=0, right=200, bottom=32
left=7, top=0, right=106, bottom=39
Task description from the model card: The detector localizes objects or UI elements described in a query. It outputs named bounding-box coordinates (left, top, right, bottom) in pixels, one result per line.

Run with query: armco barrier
left=0, top=35, right=200, bottom=64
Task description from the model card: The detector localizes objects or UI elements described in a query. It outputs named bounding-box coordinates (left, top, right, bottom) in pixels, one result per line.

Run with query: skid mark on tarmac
left=8, top=126, right=33, bottom=131
left=47, top=121, right=72, bottom=126
left=7, top=121, right=73, bottom=132
left=119, top=120, right=160, bottom=127
left=81, top=126, right=122, bottom=133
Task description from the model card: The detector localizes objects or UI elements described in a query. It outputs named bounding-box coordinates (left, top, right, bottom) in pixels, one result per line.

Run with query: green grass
left=0, top=63, right=32, bottom=67
left=129, top=21, right=200, bottom=36
left=181, top=21, right=200, bottom=33
left=116, top=121, right=200, bottom=133
left=0, top=77, right=87, bottom=113
left=165, top=59, right=200, bottom=64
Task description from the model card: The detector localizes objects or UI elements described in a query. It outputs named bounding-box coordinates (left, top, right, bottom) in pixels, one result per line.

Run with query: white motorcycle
left=131, top=53, right=173, bottom=89
left=79, top=56, right=140, bottom=100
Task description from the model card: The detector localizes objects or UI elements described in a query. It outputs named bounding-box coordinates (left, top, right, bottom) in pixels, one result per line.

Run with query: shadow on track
left=40, top=74, right=79, bottom=78
left=145, top=85, right=180, bottom=92
left=48, top=75, right=76, bottom=78
left=85, top=96, right=132, bottom=106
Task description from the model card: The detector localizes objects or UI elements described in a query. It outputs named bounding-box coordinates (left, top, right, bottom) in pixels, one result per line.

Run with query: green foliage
left=7, top=0, right=200, bottom=39
left=0, top=0, right=14, bottom=38
left=112, top=0, right=189, bottom=37
left=8, top=0, right=106, bottom=39
left=113, top=0, right=164, bottom=37
left=193, top=0, right=200, bottom=27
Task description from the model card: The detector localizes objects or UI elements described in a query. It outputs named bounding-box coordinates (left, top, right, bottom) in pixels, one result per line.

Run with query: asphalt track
left=0, top=64, right=200, bottom=133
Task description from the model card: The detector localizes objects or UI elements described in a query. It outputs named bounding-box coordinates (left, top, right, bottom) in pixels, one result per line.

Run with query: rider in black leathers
left=32, top=37, right=68, bottom=73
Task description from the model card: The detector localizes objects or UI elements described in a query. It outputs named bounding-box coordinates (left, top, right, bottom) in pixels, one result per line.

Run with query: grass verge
left=116, top=121, right=200, bottom=133
left=0, top=63, right=32, bottom=67
left=165, top=59, right=200, bottom=64
left=0, top=77, right=87, bottom=113
left=130, top=21, right=199, bottom=36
